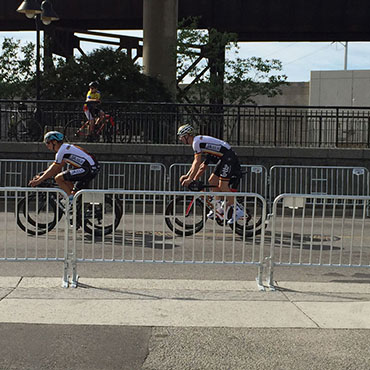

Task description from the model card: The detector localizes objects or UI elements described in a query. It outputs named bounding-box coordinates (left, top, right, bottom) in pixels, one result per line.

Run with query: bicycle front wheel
left=64, top=119, right=88, bottom=143
left=165, top=195, right=206, bottom=236
left=82, top=195, right=123, bottom=237
left=17, top=193, right=58, bottom=235
left=227, top=196, right=265, bottom=238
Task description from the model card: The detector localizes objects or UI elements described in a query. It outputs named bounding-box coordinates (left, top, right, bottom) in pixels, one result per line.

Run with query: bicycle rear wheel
left=15, top=119, right=43, bottom=142
left=165, top=195, right=206, bottom=236
left=82, top=195, right=123, bottom=237
left=64, top=119, right=89, bottom=143
left=227, top=196, right=264, bottom=238
left=17, top=193, right=59, bottom=235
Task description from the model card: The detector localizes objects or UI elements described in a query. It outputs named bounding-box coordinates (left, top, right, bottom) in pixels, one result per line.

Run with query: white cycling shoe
left=227, top=206, right=244, bottom=225
left=207, top=200, right=225, bottom=219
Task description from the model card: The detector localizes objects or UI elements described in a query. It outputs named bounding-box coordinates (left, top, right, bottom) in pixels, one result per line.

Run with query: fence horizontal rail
left=1, top=99, right=370, bottom=147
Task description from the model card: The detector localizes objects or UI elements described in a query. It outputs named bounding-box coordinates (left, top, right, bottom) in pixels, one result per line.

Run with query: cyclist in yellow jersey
left=83, top=81, right=104, bottom=135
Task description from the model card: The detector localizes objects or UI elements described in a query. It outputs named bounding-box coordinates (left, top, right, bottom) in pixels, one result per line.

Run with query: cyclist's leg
left=56, top=168, right=88, bottom=196
left=84, top=109, right=95, bottom=134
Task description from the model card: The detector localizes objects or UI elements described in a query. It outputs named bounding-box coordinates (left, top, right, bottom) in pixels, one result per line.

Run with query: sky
left=1, top=30, right=370, bottom=82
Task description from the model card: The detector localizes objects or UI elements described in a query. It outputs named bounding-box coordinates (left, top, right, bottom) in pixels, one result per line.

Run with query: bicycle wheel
left=15, top=119, right=43, bottom=142
left=17, top=193, right=59, bottom=235
left=64, top=119, right=89, bottom=143
left=119, top=118, right=133, bottom=143
left=82, top=195, right=123, bottom=236
left=165, top=195, right=206, bottom=236
left=227, top=196, right=265, bottom=238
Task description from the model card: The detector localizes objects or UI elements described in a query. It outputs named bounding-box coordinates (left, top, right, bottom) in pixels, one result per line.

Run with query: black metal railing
left=1, top=99, right=370, bottom=147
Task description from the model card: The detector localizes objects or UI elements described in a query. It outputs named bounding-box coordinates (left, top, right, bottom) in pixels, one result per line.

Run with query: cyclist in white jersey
left=29, top=131, right=100, bottom=196
left=177, top=124, right=243, bottom=223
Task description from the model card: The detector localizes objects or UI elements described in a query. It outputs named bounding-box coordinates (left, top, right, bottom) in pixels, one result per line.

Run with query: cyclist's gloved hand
left=188, top=180, right=204, bottom=191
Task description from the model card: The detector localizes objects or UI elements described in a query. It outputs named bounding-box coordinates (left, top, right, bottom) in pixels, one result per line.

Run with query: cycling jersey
left=54, top=143, right=98, bottom=170
left=55, top=144, right=100, bottom=191
left=192, top=135, right=241, bottom=183
left=192, top=135, right=231, bottom=161
left=83, top=89, right=101, bottom=110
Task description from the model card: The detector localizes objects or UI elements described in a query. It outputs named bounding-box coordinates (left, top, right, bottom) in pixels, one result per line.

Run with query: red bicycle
left=63, top=113, right=117, bottom=143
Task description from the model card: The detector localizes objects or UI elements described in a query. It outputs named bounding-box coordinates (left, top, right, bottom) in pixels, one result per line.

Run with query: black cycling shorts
left=213, top=150, right=241, bottom=183
left=62, top=165, right=100, bottom=191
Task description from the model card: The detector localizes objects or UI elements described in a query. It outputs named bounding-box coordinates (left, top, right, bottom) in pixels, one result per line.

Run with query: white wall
left=310, top=70, right=370, bottom=107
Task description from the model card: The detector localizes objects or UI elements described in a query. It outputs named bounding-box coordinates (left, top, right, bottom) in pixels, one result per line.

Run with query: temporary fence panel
left=268, top=193, right=370, bottom=288
left=91, top=161, right=166, bottom=191
left=269, top=165, right=369, bottom=204
left=0, top=159, right=167, bottom=192
left=168, top=163, right=268, bottom=198
left=0, top=187, right=70, bottom=285
left=70, top=189, right=267, bottom=287
left=0, top=159, right=51, bottom=187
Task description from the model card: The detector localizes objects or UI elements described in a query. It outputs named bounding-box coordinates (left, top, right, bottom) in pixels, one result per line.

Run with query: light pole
left=16, top=0, right=59, bottom=101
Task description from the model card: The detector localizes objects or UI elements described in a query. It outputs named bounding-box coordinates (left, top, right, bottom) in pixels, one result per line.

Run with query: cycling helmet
left=44, top=131, right=64, bottom=143
left=177, top=124, right=194, bottom=137
left=89, top=81, right=98, bottom=88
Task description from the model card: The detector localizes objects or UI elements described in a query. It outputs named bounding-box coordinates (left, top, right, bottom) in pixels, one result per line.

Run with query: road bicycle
left=63, top=113, right=118, bottom=143
left=16, top=178, right=123, bottom=237
left=165, top=180, right=265, bottom=238
left=7, top=103, right=43, bottom=142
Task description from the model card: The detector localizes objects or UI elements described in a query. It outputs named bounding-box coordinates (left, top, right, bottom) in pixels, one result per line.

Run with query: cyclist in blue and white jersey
left=29, top=131, right=100, bottom=196
left=177, top=124, right=243, bottom=223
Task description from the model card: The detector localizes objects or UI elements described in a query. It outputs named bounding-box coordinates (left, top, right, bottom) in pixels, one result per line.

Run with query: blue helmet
left=44, top=131, right=64, bottom=143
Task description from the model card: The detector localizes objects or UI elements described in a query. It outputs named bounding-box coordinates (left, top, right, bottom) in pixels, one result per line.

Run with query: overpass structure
left=2, top=0, right=370, bottom=97
left=2, top=0, right=370, bottom=41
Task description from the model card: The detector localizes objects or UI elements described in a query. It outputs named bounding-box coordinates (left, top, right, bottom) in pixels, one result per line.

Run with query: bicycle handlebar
left=187, top=180, right=218, bottom=191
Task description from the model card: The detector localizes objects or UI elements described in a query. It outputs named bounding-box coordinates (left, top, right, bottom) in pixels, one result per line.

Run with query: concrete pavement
left=1, top=277, right=370, bottom=369
left=1, top=277, right=370, bottom=329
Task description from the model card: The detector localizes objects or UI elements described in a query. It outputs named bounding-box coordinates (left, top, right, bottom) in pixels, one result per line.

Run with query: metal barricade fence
left=91, top=161, right=166, bottom=191
left=268, top=193, right=370, bottom=288
left=0, top=159, right=167, bottom=192
left=0, top=159, right=52, bottom=187
left=269, top=165, right=370, bottom=206
left=168, top=163, right=268, bottom=197
left=0, top=187, right=70, bottom=286
left=70, top=189, right=267, bottom=288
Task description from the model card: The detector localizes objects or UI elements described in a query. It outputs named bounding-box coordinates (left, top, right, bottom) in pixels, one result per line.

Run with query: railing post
left=274, top=107, right=277, bottom=146
left=336, top=107, right=339, bottom=147
left=237, top=105, right=241, bottom=146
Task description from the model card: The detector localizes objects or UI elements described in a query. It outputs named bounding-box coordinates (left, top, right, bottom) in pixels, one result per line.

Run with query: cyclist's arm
left=29, top=162, right=63, bottom=187
left=193, top=160, right=208, bottom=181
left=180, top=153, right=202, bottom=186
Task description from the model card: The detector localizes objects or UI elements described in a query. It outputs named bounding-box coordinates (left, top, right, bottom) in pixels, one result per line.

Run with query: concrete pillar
left=143, top=0, right=178, bottom=100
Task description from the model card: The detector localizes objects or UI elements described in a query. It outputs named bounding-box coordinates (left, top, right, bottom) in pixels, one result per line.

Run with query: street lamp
left=16, top=0, right=59, bottom=101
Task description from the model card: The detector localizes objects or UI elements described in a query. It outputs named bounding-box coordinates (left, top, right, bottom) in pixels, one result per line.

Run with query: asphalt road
left=1, top=210, right=370, bottom=370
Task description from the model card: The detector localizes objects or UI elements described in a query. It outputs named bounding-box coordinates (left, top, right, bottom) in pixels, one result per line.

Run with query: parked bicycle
left=63, top=113, right=118, bottom=143
left=16, top=178, right=123, bottom=237
left=7, top=103, right=43, bottom=142
left=165, top=180, right=265, bottom=237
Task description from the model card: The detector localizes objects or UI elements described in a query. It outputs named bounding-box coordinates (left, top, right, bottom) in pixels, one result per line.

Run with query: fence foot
left=255, top=277, right=265, bottom=291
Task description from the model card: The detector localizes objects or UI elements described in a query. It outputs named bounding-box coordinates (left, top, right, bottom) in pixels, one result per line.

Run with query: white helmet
left=177, top=124, right=194, bottom=137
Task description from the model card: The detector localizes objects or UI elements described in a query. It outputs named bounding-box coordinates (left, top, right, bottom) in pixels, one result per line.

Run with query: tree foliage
left=177, top=17, right=288, bottom=105
left=42, top=48, right=171, bottom=101
left=0, top=40, right=171, bottom=102
left=0, top=38, right=35, bottom=99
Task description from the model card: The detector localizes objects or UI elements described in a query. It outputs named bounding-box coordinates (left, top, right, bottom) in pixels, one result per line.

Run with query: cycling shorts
left=213, top=150, right=241, bottom=186
left=62, top=164, right=100, bottom=191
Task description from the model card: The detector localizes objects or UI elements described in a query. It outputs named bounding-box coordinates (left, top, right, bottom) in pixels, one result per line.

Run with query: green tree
left=0, top=37, right=35, bottom=99
left=177, top=17, right=288, bottom=105
left=42, top=47, right=171, bottom=101
left=0, top=40, right=171, bottom=102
